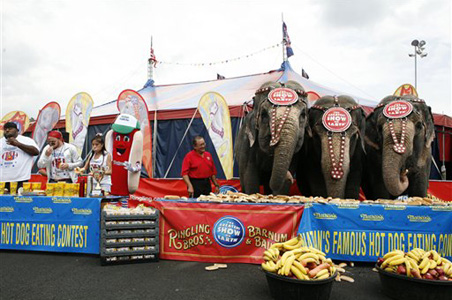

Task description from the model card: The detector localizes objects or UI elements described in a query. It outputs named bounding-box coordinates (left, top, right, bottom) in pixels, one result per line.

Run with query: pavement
left=0, top=250, right=392, bottom=300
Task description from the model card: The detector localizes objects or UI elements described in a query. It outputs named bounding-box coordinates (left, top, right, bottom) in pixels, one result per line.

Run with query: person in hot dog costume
left=105, top=114, right=143, bottom=196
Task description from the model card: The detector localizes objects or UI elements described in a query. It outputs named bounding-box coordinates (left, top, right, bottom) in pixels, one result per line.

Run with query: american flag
left=150, top=47, right=158, bottom=67
left=283, top=22, right=294, bottom=58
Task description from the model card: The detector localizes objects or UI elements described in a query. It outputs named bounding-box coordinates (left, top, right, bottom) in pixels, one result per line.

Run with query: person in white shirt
left=78, top=134, right=112, bottom=194
left=37, top=131, right=82, bottom=183
left=0, top=122, right=39, bottom=189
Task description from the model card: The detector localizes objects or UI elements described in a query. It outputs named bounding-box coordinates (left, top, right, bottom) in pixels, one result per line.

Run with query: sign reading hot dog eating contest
left=0, top=196, right=101, bottom=254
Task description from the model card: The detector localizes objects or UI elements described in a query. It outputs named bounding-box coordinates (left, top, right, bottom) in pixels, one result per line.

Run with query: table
left=0, top=195, right=104, bottom=254
left=151, top=199, right=304, bottom=264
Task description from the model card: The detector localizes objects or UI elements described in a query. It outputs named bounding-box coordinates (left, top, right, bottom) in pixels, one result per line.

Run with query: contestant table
left=151, top=199, right=452, bottom=264
left=151, top=199, right=304, bottom=264
left=0, top=195, right=108, bottom=254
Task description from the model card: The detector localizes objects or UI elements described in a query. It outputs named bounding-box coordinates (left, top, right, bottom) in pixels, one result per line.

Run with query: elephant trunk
left=320, top=133, right=351, bottom=199
left=269, top=118, right=300, bottom=195
left=381, top=121, right=414, bottom=197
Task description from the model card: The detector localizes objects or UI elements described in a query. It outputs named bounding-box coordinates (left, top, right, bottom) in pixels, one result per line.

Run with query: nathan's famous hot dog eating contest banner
left=0, top=196, right=101, bottom=254
left=298, top=203, right=452, bottom=262
left=152, top=200, right=304, bottom=264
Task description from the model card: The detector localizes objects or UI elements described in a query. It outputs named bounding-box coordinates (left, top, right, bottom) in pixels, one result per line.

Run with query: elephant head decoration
left=297, top=95, right=366, bottom=199
left=363, top=95, right=435, bottom=198
left=235, top=81, right=308, bottom=195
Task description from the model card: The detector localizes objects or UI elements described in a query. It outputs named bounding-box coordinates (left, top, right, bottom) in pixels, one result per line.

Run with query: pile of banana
left=261, top=235, right=336, bottom=280
left=377, top=249, right=452, bottom=281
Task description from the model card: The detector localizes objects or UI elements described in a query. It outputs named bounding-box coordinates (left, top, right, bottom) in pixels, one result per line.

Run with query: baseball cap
left=112, top=114, right=140, bottom=134
left=3, top=122, right=18, bottom=130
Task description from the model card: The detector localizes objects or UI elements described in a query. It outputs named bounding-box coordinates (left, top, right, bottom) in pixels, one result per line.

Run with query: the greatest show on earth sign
left=151, top=199, right=304, bottom=264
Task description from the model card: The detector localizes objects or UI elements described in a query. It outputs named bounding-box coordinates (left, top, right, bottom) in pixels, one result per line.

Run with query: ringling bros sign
left=151, top=200, right=304, bottom=264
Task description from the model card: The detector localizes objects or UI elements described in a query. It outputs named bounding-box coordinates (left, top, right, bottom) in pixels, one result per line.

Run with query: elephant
left=362, top=95, right=435, bottom=199
left=234, top=80, right=309, bottom=195
left=296, top=95, right=366, bottom=199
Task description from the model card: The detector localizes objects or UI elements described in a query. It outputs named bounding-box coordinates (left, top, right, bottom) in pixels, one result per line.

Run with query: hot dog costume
left=105, top=114, right=143, bottom=195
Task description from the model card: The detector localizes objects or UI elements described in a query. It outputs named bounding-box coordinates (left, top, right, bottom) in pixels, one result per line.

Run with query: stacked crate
left=100, top=209, right=159, bottom=265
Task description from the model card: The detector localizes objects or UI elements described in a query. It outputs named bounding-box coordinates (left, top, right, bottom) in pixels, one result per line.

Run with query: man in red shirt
left=181, top=136, right=220, bottom=198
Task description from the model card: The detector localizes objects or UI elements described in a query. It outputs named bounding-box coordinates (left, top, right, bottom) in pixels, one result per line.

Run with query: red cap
left=48, top=131, right=63, bottom=141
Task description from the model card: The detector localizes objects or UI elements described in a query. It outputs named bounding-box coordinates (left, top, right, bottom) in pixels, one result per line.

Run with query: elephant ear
left=424, top=105, right=436, bottom=148
left=245, top=110, right=257, bottom=147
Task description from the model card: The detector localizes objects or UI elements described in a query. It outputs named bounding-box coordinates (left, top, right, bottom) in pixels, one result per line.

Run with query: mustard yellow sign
left=394, top=84, right=418, bottom=97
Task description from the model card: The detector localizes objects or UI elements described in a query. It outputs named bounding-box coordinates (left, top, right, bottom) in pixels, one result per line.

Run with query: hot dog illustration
left=106, top=114, right=143, bottom=195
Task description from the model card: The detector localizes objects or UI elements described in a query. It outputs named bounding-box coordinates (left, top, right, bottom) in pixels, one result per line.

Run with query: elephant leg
left=241, top=155, right=261, bottom=194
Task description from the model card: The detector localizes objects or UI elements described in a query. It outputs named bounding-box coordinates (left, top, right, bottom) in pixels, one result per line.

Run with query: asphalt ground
left=0, top=250, right=392, bottom=300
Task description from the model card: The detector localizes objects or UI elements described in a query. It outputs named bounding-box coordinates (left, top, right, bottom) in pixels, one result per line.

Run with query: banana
left=420, top=261, right=430, bottom=274
left=330, top=266, right=336, bottom=275
left=299, top=257, right=317, bottom=265
left=429, top=259, right=437, bottom=269
left=389, top=257, right=406, bottom=266
left=281, top=251, right=294, bottom=266
left=270, top=242, right=284, bottom=250
left=384, top=266, right=396, bottom=273
left=284, top=255, right=296, bottom=276
left=418, top=257, right=429, bottom=270
left=421, top=251, right=431, bottom=260
left=441, top=257, right=452, bottom=265
left=299, top=252, right=320, bottom=261
left=406, top=251, right=420, bottom=262
left=406, top=257, right=420, bottom=272
left=315, top=269, right=329, bottom=278
left=261, top=261, right=276, bottom=273
left=308, top=246, right=326, bottom=257
left=443, top=263, right=450, bottom=274
left=431, top=250, right=440, bottom=261
left=263, top=250, right=273, bottom=261
left=291, top=266, right=309, bottom=280
left=283, top=236, right=300, bottom=247
left=278, top=266, right=284, bottom=275
left=270, top=248, right=280, bottom=261
left=275, top=259, right=282, bottom=270
left=284, top=240, right=303, bottom=250
left=404, top=260, right=412, bottom=277
left=383, top=250, right=404, bottom=261
left=292, top=260, right=308, bottom=274
left=381, top=254, right=404, bottom=269
left=264, top=255, right=273, bottom=261
left=436, top=256, right=442, bottom=267
left=412, top=248, right=425, bottom=257
left=316, top=273, right=330, bottom=280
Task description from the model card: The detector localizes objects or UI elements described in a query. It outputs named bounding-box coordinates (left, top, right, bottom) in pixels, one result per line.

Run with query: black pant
left=5, top=180, right=26, bottom=192
left=49, top=178, right=73, bottom=183
left=190, top=178, right=211, bottom=198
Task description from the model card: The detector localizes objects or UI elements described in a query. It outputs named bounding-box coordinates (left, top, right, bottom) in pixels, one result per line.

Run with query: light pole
left=408, top=40, right=427, bottom=90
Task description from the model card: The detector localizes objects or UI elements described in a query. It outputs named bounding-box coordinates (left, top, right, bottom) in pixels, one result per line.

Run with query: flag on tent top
left=283, top=22, right=294, bottom=58
left=150, top=47, right=158, bottom=68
